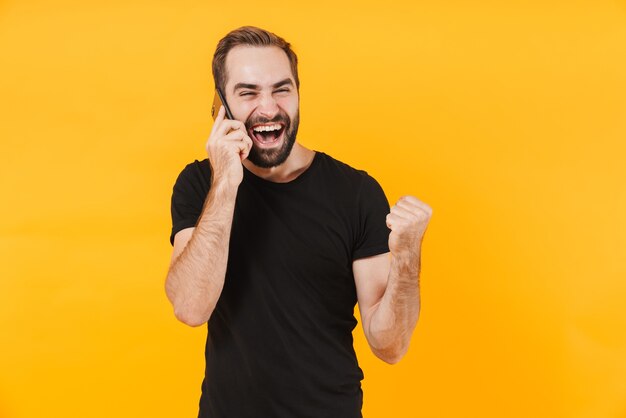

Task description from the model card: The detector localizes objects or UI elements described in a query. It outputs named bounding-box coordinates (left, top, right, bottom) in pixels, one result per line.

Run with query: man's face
left=223, top=46, right=300, bottom=168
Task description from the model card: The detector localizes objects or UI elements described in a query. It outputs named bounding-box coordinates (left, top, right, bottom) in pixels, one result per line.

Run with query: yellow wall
left=1, top=0, right=625, bottom=417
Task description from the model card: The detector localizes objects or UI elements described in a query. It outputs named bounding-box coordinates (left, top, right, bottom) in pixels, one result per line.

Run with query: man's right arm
left=165, top=105, right=252, bottom=327
left=165, top=178, right=237, bottom=327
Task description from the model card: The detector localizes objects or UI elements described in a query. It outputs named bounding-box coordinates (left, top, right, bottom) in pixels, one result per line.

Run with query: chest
left=224, top=181, right=359, bottom=311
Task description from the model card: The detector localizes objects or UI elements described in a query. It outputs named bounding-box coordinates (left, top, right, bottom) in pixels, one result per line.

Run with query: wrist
left=391, top=252, right=420, bottom=277
left=211, top=175, right=240, bottom=196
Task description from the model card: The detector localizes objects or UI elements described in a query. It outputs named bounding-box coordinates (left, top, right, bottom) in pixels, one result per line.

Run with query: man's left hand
left=386, top=196, right=433, bottom=257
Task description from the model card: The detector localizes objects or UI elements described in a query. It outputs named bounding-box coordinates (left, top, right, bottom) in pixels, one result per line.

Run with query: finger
left=208, top=128, right=244, bottom=151
left=396, top=196, right=432, bottom=215
left=240, top=135, right=253, bottom=161
left=386, top=212, right=413, bottom=231
left=395, top=196, right=423, bottom=210
left=389, top=205, right=416, bottom=221
left=210, top=105, right=226, bottom=136
left=232, top=139, right=249, bottom=159
left=240, top=146, right=249, bottom=161
left=393, top=202, right=432, bottom=220
left=221, top=129, right=248, bottom=142
left=386, top=213, right=408, bottom=230
left=214, top=119, right=247, bottom=139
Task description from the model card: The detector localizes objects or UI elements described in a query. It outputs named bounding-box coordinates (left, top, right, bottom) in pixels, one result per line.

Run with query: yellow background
left=1, top=0, right=625, bottom=417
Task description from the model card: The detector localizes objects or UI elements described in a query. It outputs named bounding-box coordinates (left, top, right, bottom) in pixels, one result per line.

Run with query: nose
left=256, top=92, right=279, bottom=119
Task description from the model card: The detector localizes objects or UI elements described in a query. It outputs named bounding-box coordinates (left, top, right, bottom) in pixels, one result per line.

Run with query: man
left=165, top=26, right=432, bottom=418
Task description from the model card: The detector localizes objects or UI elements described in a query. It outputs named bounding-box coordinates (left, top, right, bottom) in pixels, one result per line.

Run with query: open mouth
left=250, top=123, right=285, bottom=146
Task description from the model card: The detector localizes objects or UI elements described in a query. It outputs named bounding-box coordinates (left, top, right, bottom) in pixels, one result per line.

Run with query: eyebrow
left=232, top=78, right=294, bottom=93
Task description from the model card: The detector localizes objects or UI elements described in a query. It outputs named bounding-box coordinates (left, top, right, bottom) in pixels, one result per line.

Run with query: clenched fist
left=386, top=196, right=433, bottom=257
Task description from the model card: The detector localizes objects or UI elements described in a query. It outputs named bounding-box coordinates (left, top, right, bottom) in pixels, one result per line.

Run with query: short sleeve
left=352, top=174, right=391, bottom=260
left=169, top=160, right=212, bottom=245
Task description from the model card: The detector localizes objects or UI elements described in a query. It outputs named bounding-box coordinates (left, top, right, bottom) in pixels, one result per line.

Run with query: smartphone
left=211, top=88, right=234, bottom=120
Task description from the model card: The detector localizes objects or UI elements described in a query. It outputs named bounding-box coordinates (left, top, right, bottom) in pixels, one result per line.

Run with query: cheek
left=233, top=103, right=255, bottom=123
left=277, top=98, right=298, bottom=119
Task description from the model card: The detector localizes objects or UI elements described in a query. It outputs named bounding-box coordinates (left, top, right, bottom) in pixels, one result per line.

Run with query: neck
left=242, top=143, right=315, bottom=183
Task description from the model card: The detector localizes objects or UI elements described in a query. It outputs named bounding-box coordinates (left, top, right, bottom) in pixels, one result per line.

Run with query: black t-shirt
left=170, top=151, right=390, bottom=418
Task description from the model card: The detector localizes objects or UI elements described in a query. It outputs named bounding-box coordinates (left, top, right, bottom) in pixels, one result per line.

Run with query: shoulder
left=315, top=152, right=384, bottom=193
left=315, top=152, right=376, bottom=183
left=173, top=159, right=212, bottom=194
left=175, top=158, right=211, bottom=181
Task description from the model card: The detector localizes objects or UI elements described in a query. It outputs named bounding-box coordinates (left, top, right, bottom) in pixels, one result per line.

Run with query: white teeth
left=253, top=124, right=282, bottom=132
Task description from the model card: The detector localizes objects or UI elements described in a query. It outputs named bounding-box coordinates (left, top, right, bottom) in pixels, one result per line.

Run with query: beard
left=245, top=109, right=299, bottom=169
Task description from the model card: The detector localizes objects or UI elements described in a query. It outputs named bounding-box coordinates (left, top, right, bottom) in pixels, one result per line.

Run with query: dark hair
left=212, top=26, right=300, bottom=94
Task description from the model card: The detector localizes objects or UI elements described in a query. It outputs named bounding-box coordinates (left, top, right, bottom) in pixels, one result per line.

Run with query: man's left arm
left=353, top=195, right=432, bottom=364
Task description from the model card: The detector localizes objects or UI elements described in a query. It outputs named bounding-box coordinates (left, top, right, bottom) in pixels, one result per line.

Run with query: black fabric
left=169, top=151, right=390, bottom=418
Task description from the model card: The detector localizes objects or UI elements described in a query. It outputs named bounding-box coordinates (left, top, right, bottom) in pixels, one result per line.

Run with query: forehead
left=224, top=46, right=294, bottom=92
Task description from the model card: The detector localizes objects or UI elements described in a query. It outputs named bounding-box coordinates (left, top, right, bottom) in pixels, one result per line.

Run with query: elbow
left=165, top=277, right=211, bottom=327
left=174, top=307, right=209, bottom=327
left=377, top=349, right=406, bottom=365
left=372, top=343, right=409, bottom=365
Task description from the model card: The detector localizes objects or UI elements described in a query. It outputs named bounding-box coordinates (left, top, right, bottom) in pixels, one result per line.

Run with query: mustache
left=245, top=112, right=290, bottom=128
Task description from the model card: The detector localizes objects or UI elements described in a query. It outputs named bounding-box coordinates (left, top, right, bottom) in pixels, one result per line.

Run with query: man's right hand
left=205, top=105, right=253, bottom=187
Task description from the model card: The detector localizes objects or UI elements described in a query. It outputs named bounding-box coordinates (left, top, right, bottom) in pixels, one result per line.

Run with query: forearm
left=165, top=179, right=237, bottom=326
left=367, top=251, right=421, bottom=364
